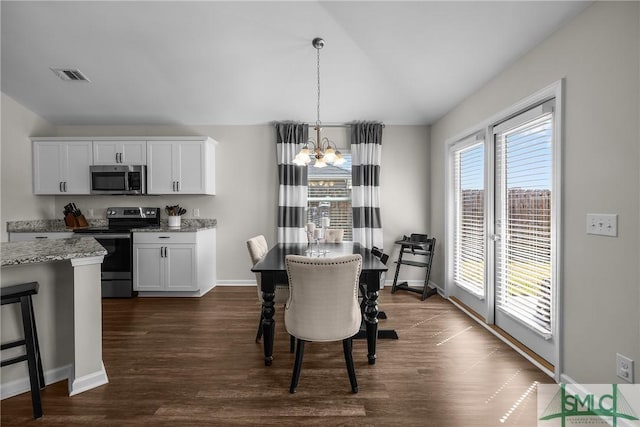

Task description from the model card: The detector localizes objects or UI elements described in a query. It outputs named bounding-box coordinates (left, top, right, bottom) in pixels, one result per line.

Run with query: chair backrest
left=247, top=235, right=269, bottom=266
left=371, top=246, right=389, bottom=284
left=247, top=235, right=269, bottom=298
left=324, top=228, right=344, bottom=243
left=371, top=246, right=389, bottom=265
left=399, top=233, right=432, bottom=256
left=284, top=254, right=362, bottom=342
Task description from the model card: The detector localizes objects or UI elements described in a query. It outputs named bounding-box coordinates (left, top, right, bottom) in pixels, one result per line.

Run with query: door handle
left=176, top=181, right=180, bottom=192
left=60, top=182, right=63, bottom=192
left=172, top=181, right=176, bottom=192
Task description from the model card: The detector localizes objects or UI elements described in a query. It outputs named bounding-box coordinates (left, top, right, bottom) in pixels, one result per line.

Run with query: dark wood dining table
left=251, top=242, right=388, bottom=366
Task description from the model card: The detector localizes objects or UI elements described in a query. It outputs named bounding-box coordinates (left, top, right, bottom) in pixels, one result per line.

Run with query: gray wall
left=1, top=93, right=56, bottom=239
left=1, top=100, right=431, bottom=284
left=429, top=2, right=640, bottom=383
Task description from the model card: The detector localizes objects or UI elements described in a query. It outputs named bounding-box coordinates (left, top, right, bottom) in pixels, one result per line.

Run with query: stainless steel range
left=74, top=207, right=160, bottom=297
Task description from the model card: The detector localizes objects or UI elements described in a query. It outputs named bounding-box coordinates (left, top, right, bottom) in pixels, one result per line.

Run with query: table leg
left=261, top=289, right=276, bottom=366
left=363, top=289, right=379, bottom=365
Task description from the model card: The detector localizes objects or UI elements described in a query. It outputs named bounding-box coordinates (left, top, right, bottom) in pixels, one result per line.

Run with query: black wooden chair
left=1, top=282, right=45, bottom=419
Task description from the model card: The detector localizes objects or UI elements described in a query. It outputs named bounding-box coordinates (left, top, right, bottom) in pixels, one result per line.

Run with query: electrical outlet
left=193, top=208, right=200, bottom=217
left=616, top=353, right=634, bottom=382
left=586, top=213, right=618, bottom=237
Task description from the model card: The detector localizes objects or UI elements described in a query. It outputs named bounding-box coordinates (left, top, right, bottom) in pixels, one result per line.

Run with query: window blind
left=453, top=141, right=485, bottom=296
left=495, top=113, right=553, bottom=336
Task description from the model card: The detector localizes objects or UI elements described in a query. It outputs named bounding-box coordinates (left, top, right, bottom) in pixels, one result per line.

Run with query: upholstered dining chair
left=246, top=235, right=291, bottom=345
left=284, top=254, right=362, bottom=394
left=323, top=228, right=344, bottom=243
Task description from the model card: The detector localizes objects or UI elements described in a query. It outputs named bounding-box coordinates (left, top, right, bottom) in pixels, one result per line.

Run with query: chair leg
left=255, top=312, right=264, bottom=343
left=21, top=296, right=43, bottom=418
left=289, top=339, right=305, bottom=394
left=28, top=297, right=45, bottom=388
left=290, top=335, right=295, bottom=354
left=342, top=338, right=358, bottom=393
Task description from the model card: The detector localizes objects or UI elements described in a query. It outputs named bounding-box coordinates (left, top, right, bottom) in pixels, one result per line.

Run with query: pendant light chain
left=316, top=43, right=321, bottom=128
left=293, top=37, right=345, bottom=168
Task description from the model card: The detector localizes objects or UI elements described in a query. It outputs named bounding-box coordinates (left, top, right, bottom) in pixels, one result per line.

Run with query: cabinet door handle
left=119, top=153, right=123, bottom=163
left=159, top=236, right=170, bottom=239
left=63, top=182, right=67, bottom=192
left=160, top=247, right=164, bottom=257
left=35, top=236, right=48, bottom=239
left=176, top=181, right=180, bottom=192
left=59, top=182, right=63, bottom=192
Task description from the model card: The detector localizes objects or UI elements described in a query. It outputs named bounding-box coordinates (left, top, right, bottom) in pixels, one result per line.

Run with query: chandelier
left=293, top=37, right=346, bottom=168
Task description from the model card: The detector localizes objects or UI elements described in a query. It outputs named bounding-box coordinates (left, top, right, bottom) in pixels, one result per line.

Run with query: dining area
left=0, top=256, right=555, bottom=426
left=249, top=237, right=389, bottom=393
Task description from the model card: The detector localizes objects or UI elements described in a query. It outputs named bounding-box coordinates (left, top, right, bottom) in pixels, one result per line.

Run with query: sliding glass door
left=449, top=94, right=559, bottom=368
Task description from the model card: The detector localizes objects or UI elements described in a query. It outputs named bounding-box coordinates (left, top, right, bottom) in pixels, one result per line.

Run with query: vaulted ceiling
left=1, top=1, right=590, bottom=126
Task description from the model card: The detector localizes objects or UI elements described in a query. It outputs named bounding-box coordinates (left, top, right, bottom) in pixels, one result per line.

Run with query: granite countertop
left=1, top=237, right=108, bottom=267
left=133, top=219, right=217, bottom=233
left=7, top=218, right=216, bottom=233
left=7, top=219, right=107, bottom=232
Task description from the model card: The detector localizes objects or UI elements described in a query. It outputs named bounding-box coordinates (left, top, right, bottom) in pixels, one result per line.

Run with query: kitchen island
left=1, top=237, right=108, bottom=398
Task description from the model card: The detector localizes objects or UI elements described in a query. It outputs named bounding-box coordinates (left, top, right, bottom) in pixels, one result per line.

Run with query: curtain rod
left=304, top=122, right=386, bottom=128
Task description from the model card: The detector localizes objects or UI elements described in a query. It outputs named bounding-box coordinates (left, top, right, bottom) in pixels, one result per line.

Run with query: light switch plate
left=586, top=214, right=617, bottom=237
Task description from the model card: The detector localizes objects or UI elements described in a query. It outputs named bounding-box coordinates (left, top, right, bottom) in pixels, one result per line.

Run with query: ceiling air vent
left=50, top=68, right=90, bottom=82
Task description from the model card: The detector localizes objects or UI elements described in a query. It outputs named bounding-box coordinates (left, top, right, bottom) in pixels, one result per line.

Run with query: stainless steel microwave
left=90, top=165, right=146, bottom=195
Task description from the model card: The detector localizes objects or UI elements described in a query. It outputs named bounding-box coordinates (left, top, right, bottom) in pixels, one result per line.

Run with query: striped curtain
left=351, top=122, right=384, bottom=249
left=275, top=122, right=309, bottom=243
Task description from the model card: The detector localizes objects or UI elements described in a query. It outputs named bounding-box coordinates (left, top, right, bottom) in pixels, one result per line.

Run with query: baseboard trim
left=1, top=364, right=71, bottom=400
left=215, top=280, right=256, bottom=286
left=448, top=296, right=555, bottom=378
left=69, top=362, right=109, bottom=396
left=137, top=283, right=216, bottom=297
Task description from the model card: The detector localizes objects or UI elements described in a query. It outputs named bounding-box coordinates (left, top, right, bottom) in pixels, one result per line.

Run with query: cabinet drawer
left=133, top=232, right=196, bottom=245
left=9, top=232, right=74, bottom=242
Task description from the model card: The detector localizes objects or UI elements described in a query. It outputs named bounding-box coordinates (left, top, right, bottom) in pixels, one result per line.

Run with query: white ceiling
left=1, top=1, right=590, bottom=126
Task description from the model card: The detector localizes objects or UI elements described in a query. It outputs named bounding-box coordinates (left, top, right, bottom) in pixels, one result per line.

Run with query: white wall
left=1, top=116, right=430, bottom=284
left=430, top=2, right=640, bottom=383
left=1, top=93, right=56, bottom=241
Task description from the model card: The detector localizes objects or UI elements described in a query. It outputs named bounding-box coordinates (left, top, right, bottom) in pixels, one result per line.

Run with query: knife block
left=65, top=213, right=89, bottom=229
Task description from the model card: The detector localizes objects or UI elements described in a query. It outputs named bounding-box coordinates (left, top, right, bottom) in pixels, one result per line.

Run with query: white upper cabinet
left=32, top=136, right=216, bottom=195
left=147, top=138, right=216, bottom=195
left=93, top=140, right=146, bottom=165
left=33, top=140, right=92, bottom=194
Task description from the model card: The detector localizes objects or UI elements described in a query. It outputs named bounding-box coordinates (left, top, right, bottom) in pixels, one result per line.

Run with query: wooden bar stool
left=1, top=282, right=45, bottom=419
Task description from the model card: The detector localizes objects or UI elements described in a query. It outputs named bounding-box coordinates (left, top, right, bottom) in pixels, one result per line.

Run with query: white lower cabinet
left=133, top=229, right=216, bottom=295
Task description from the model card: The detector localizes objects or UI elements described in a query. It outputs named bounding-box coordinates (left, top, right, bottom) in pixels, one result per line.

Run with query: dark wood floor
left=1, top=287, right=553, bottom=426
